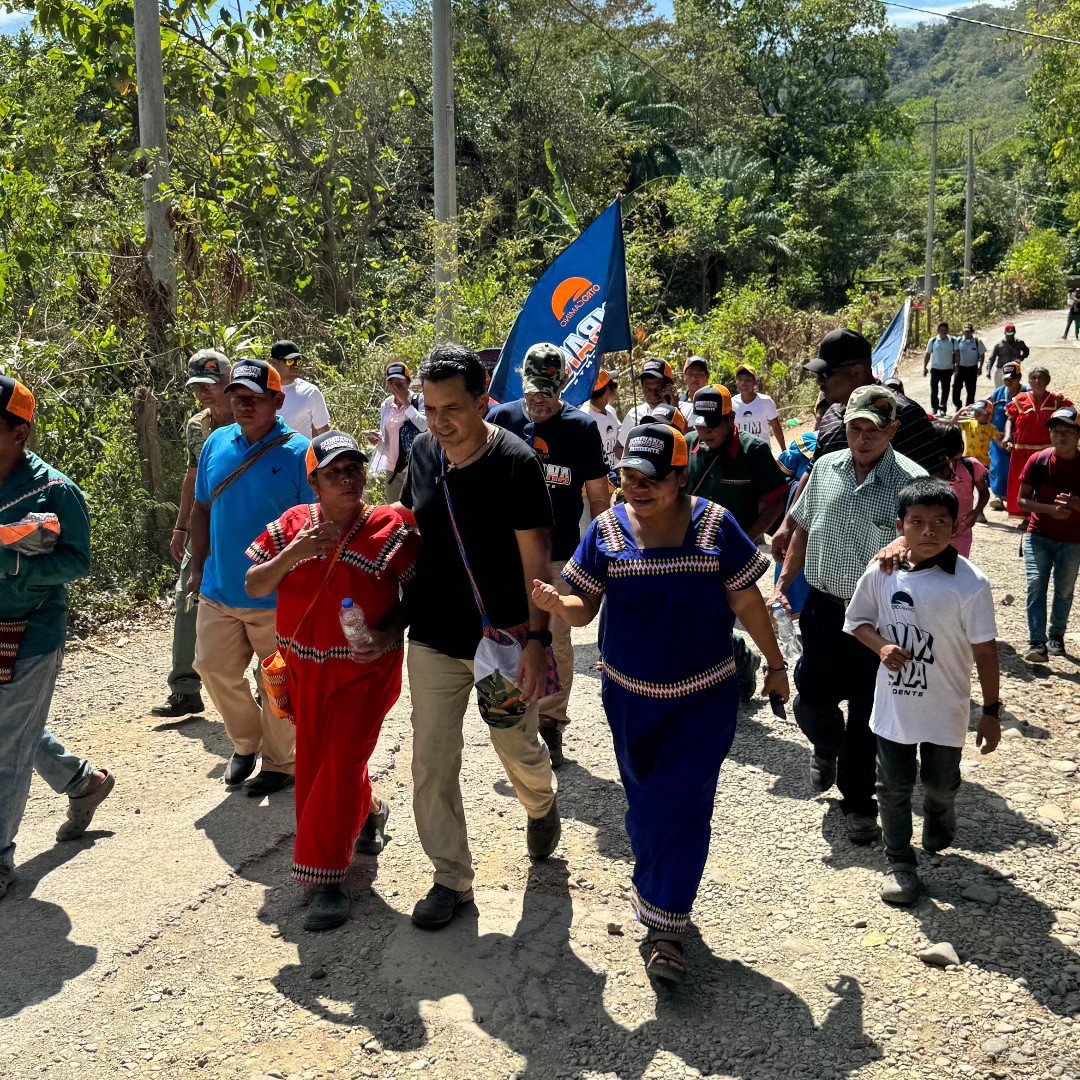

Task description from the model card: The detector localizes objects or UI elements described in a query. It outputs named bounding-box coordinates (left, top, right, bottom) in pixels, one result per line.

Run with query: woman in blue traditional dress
left=532, top=424, right=789, bottom=983
left=988, top=361, right=1027, bottom=509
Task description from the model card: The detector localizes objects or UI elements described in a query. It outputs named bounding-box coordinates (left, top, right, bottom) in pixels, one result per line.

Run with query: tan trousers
left=407, top=641, right=556, bottom=892
left=539, top=559, right=573, bottom=731
left=193, top=598, right=295, bottom=773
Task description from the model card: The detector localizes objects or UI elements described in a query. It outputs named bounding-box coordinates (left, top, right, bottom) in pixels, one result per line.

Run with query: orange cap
left=0, top=375, right=35, bottom=424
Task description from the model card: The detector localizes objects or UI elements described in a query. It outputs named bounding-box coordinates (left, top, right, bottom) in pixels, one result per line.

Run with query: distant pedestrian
left=188, top=360, right=311, bottom=796
left=938, top=422, right=990, bottom=557
left=268, top=339, right=331, bottom=438
left=1064, top=291, right=1080, bottom=341
left=587, top=369, right=621, bottom=470
left=734, top=365, right=786, bottom=452
left=617, top=359, right=678, bottom=453
left=987, top=325, right=1030, bottom=389
left=987, top=363, right=1027, bottom=510
left=0, top=377, right=114, bottom=901
left=680, top=356, right=710, bottom=422
left=1003, top=367, right=1072, bottom=515
left=923, top=322, right=958, bottom=417
left=844, top=478, right=1000, bottom=905
left=246, top=431, right=417, bottom=930
left=952, top=324, right=986, bottom=409
left=151, top=350, right=232, bottom=720
left=1018, top=406, right=1080, bottom=663
left=533, top=423, right=788, bottom=982
left=368, top=361, right=427, bottom=504
left=774, top=385, right=927, bottom=844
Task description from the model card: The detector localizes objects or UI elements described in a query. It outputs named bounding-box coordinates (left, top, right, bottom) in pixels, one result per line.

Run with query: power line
left=882, top=2, right=1080, bottom=47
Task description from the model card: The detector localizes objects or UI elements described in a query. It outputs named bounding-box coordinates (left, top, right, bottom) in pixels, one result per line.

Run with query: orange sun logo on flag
left=551, top=277, right=596, bottom=322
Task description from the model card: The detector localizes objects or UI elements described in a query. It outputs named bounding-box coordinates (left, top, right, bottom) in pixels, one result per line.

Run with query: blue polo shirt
left=194, top=417, right=310, bottom=609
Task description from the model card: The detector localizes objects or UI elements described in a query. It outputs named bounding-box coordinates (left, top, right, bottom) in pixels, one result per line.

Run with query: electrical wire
left=882, top=2, right=1080, bottom=47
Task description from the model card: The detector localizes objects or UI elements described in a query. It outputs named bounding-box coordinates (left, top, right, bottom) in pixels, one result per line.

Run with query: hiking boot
left=845, top=814, right=880, bottom=844
left=355, top=801, right=390, bottom=856
left=150, top=692, right=205, bottom=718
left=527, top=798, right=561, bottom=860
left=244, top=770, right=294, bottom=797
left=303, top=884, right=350, bottom=931
left=1048, top=637, right=1066, bottom=657
left=411, top=884, right=474, bottom=929
left=539, top=720, right=565, bottom=768
left=881, top=865, right=920, bottom=905
left=224, top=752, right=258, bottom=786
left=1024, top=643, right=1049, bottom=664
left=809, top=752, right=837, bottom=793
left=56, top=770, right=115, bottom=841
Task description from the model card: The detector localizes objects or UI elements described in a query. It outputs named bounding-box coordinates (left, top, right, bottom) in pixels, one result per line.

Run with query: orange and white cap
left=0, top=375, right=35, bottom=425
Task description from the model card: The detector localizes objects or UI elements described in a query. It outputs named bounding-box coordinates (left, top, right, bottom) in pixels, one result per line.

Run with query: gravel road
left=1, top=310, right=1078, bottom=1080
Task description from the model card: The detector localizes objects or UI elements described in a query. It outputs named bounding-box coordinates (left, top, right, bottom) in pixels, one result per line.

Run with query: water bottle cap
left=341, top=599, right=354, bottom=609
left=770, top=601, right=783, bottom=611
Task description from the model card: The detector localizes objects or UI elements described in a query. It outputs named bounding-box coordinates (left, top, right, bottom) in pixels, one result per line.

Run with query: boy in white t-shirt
left=734, top=365, right=785, bottom=451
left=843, top=478, right=1001, bottom=905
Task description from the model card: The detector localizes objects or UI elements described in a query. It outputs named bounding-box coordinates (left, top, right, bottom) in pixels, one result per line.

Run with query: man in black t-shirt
left=489, top=343, right=609, bottom=766
left=398, top=344, right=560, bottom=930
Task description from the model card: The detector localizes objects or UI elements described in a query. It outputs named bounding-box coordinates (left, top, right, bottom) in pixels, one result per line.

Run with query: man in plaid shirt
left=773, top=385, right=926, bottom=843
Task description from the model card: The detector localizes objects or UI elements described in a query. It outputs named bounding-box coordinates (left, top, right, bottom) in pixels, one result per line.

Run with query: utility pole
left=432, top=0, right=457, bottom=341
left=964, top=127, right=974, bottom=292
left=923, top=98, right=938, bottom=310
left=133, top=0, right=176, bottom=321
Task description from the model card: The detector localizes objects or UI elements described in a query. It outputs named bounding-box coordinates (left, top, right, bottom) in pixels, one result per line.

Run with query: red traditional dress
left=1005, top=391, right=1073, bottom=515
left=247, top=503, right=418, bottom=885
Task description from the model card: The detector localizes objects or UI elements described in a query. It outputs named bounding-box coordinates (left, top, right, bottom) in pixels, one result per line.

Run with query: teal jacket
left=0, top=451, right=91, bottom=658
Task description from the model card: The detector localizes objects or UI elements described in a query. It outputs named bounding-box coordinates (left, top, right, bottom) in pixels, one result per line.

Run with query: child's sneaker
left=881, top=865, right=919, bottom=904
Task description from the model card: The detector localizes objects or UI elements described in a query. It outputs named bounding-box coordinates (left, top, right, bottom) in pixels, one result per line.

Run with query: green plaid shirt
left=791, top=446, right=926, bottom=600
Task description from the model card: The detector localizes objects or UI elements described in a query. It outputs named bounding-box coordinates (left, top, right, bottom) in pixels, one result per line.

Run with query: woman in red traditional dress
left=1004, top=367, right=1073, bottom=515
left=246, top=431, right=417, bottom=931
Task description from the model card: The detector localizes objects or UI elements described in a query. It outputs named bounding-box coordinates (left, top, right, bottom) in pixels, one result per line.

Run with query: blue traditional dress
left=563, top=498, right=770, bottom=934
left=989, top=383, right=1027, bottom=501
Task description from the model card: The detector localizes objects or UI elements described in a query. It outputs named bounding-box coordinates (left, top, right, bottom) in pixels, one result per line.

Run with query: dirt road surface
left=2, top=310, right=1079, bottom=1080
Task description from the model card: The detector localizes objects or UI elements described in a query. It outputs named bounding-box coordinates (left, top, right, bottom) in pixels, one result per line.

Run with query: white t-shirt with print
left=589, top=404, right=620, bottom=469
left=734, top=393, right=778, bottom=440
left=843, top=558, right=997, bottom=747
left=618, top=402, right=660, bottom=449
left=279, top=378, right=331, bottom=437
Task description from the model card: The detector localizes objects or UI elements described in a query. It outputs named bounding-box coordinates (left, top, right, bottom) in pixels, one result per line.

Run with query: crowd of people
left=2, top=319, right=1079, bottom=986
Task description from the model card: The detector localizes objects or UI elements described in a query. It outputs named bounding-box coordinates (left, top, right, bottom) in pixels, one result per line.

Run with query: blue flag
left=490, top=200, right=631, bottom=408
left=872, top=299, right=913, bottom=382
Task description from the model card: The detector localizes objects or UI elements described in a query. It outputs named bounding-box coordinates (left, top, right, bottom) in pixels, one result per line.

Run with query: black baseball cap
left=642, top=402, right=688, bottom=434
left=615, top=423, right=689, bottom=480
left=226, top=359, right=282, bottom=396
left=691, top=386, right=733, bottom=429
left=640, top=358, right=675, bottom=384
left=306, top=430, right=369, bottom=475
left=1048, top=406, right=1080, bottom=430
left=803, top=328, right=873, bottom=376
left=684, top=355, right=709, bottom=373
left=1002, top=362, right=1022, bottom=379
left=386, top=362, right=411, bottom=384
left=270, top=339, right=302, bottom=363
left=186, top=349, right=230, bottom=387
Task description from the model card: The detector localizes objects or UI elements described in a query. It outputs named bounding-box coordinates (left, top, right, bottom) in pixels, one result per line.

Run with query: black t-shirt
left=402, top=427, right=554, bottom=659
left=487, top=399, right=608, bottom=560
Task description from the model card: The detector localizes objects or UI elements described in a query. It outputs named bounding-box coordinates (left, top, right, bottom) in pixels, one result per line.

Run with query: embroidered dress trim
left=563, top=557, right=605, bottom=595
left=0, top=619, right=27, bottom=684
left=293, top=863, right=347, bottom=885
left=279, top=635, right=404, bottom=663
left=338, top=523, right=409, bottom=579
left=608, top=554, right=720, bottom=578
left=631, top=884, right=690, bottom=934
left=602, top=656, right=735, bottom=698
left=724, top=549, right=770, bottom=591
left=596, top=508, right=626, bottom=553
left=695, top=500, right=726, bottom=551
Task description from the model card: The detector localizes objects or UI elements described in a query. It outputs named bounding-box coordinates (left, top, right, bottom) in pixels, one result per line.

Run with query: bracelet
left=765, top=663, right=788, bottom=673
left=173, top=527, right=189, bottom=534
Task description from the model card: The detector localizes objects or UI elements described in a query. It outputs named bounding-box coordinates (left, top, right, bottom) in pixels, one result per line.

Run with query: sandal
left=56, top=770, right=115, bottom=841
left=646, top=932, right=686, bottom=983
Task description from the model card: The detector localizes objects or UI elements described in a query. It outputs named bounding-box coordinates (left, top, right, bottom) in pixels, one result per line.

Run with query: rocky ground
left=1, top=311, right=1079, bottom=1080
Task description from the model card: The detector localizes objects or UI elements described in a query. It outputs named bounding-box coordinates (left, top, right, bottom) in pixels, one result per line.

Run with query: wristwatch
left=527, top=630, right=553, bottom=648
left=982, top=702, right=1001, bottom=717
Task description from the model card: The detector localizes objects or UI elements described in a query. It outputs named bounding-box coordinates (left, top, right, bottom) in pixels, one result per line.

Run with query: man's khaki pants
left=539, top=559, right=574, bottom=731
left=194, top=598, right=295, bottom=774
left=408, top=641, right=556, bottom=892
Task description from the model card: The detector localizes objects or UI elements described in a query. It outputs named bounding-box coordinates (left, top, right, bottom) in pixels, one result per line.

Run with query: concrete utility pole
left=964, top=127, right=975, bottom=291
left=923, top=98, right=938, bottom=310
left=133, top=0, right=176, bottom=319
left=432, top=0, right=457, bottom=341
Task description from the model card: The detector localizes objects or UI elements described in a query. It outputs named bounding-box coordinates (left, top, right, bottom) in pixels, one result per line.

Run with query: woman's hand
left=286, top=521, right=340, bottom=563
left=762, top=667, right=790, bottom=703
left=349, top=628, right=395, bottom=663
left=531, top=579, right=563, bottom=615
left=957, top=510, right=977, bottom=533
left=767, top=588, right=792, bottom=619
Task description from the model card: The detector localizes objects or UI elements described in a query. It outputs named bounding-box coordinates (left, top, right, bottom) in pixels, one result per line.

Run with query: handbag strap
left=281, top=504, right=372, bottom=656
left=211, top=433, right=292, bottom=504
left=440, top=454, right=491, bottom=629
left=690, top=449, right=722, bottom=497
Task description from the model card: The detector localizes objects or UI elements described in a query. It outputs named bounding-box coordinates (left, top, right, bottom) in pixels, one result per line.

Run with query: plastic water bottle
left=339, top=599, right=372, bottom=651
left=771, top=602, right=802, bottom=662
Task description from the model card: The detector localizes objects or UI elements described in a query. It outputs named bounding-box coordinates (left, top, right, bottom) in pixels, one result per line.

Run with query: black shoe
left=845, top=813, right=880, bottom=844
left=809, top=752, right=837, bottom=792
left=355, top=801, right=390, bottom=856
left=539, top=720, right=565, bottom=768
left=1024, top=643, right=1049, bottom=664
left=150, top=692, right=204, bottom=718
left=224, top=752, right=258, bottom=786
left=303, top=884, right=350, bottom=931
left=411, top=884, right=474, bottom=929
left=244, top=770, right=294, bottom=796
left=1048, top=637, right=1066, bottom=656
left=527, top=798, right=561, bottom=860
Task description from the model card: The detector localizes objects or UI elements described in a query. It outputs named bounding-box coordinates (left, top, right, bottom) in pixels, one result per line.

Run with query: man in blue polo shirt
left=188, top=359, right=310, bottom=796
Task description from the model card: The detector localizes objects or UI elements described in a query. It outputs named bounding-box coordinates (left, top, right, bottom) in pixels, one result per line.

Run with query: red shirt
left=1021, top=449, right=1080, bottom=544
